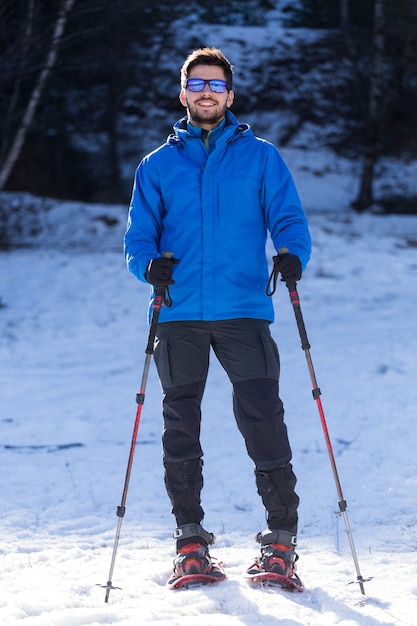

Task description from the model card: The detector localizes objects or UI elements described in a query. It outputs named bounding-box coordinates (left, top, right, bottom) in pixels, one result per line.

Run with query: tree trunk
left=340, top=0, right=355, bottom=59
left=353, top=0, right=385, bottom=212
left=0, top=0, right=75, bottom=191
left=0, top=0, right=35, bottom=164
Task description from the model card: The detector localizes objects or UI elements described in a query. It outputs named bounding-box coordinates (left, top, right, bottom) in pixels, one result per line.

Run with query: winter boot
left=256, top=529, right=298, bottom=577
left=245, top=529, right=303, bottom=591
left=172, top=523, right=215, bottom=577
left=173, top=543, right=212, bottom=577
left=167, top=523, right=226, bottom=588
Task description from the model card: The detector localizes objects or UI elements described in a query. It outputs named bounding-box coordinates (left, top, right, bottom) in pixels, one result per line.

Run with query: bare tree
left=0, top=0, right=75, bottom=190
left=352, top=0, right=386, bottom=211
left=340, top=0, right=355, bottom=58
left=0, top=0, right=35, bottom=165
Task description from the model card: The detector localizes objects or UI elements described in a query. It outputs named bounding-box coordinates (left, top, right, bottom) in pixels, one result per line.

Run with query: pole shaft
left=286, top=283, right=366, bottom=595
left=103, top=288, right=164, bottom=602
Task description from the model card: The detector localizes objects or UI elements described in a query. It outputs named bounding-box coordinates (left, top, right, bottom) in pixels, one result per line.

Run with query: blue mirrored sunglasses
left=186, top=78, right=228, bottom=93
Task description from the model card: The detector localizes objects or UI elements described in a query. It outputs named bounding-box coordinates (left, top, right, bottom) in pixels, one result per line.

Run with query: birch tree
left=0, top=0, right=35, bottom=166
left=0, top=0, right=75, bottom=191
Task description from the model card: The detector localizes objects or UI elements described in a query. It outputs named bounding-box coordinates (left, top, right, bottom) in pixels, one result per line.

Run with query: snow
left=1, top=0, right=417, bottom=615
left=1, top=138, right=417, bottom=625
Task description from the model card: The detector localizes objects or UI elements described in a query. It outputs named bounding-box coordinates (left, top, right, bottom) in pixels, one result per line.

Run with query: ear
left=226, top=90, right=235, bottom=108
left=179, top=89, right=187, bottom=107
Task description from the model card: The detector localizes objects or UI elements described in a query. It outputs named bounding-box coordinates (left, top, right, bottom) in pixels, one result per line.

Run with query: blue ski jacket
left=124, top=111, right=311, bottom=323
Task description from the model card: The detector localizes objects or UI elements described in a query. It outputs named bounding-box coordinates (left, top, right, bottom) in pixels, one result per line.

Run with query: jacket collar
left=168, top=110, right=250, bottom=146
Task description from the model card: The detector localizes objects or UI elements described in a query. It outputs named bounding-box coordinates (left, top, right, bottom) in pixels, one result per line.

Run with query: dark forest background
left=0, top=0, right=416, bottom=213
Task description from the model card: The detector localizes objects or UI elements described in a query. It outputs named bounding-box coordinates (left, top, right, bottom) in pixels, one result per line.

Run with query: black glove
left=272, top=253, right=302, bottom=282
left=145, top=256, right=180, bottom=287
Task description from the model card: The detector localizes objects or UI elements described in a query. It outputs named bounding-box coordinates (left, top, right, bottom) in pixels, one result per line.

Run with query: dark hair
left=180, top=47, right=234, bottom=90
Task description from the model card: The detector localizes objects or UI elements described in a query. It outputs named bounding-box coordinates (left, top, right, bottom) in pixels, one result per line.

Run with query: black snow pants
left=153, top=319, right=299, bottom=535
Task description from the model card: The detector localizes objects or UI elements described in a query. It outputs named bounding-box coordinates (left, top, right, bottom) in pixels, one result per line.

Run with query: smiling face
left=179, top=64, right=234, bottom=130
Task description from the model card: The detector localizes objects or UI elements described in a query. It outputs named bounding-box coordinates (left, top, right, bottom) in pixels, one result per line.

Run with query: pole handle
left=274, top=247, right=310, bottom=349
left=145, top=288, right=164, bottom=354
left=286, top=284, right=311, bottom=351
left=266, top=246, right=294, bottom=296
left=157, top=251, right=174, bottom=307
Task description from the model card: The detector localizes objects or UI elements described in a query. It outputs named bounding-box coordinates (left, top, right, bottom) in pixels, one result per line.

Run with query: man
left=124, top=47, right=311, bottom=584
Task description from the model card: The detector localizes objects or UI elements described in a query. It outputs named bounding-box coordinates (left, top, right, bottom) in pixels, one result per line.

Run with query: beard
left=186, top=96, right=229, bottom=127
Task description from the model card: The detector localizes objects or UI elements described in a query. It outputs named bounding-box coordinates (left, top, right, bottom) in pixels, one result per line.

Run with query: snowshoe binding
left=167, top=524, right=226, bottom=590
left=245, top=529, right=304, bottom=591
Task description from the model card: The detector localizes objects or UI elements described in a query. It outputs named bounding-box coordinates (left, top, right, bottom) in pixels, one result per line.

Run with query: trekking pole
left=100, top=253, right=173, bottom=603
left=268, top=248, right=368, bottom=595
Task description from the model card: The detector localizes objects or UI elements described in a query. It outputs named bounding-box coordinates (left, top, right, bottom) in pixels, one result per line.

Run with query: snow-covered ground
left=1, top=136, right=417, bottom=626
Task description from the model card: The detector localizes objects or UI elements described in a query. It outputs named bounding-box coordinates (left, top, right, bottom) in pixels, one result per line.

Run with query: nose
left=201, top=82, right=212, bottom=94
